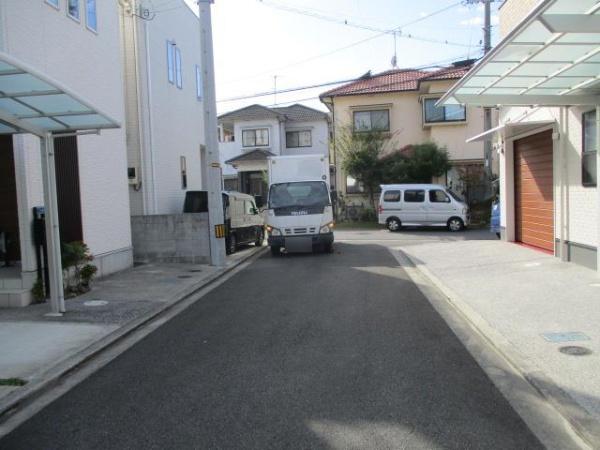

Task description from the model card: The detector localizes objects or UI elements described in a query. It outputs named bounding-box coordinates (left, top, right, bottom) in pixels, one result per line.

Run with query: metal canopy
left=439, top=0, right=600, bottom=107
left=0, top=51, right=120, bottom=137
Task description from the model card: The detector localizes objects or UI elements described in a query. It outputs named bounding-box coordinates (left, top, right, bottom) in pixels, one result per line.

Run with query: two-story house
left=320, top=61, right=492, bottom=207
left=218, top=104, right=329, bottom=204
left=0, top=0, right=132, bottom=308
left=441, top=0, right=599, bottom=273
left=119, top=0, right=206, bottom=215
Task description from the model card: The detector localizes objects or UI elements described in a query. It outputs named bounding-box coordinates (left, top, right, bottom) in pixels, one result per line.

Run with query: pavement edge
left=394, top=248, right=600, bottom=450
left=0, top=246, right=268, bottom=427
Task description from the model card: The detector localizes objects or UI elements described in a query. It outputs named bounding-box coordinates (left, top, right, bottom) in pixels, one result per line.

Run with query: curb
left=397, top=249, right=600, bottom=450
left=0, top=246, right=267, bottom=426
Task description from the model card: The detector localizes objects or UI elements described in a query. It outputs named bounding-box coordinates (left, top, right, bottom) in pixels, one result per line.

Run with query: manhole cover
left=559, top=346, right=593, bottom=356
left=84, top=300, right=109, bottom=307
left=178, top=275, right=192, bottom=279
left=188, top=269, right=202, bottom=273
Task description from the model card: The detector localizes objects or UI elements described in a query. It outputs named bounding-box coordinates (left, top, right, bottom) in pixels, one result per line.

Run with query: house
left=218, top=104, right=330, bottom=203
left=0, top=0, right=132, bottom=308
left=319, top=62, right=494, bottom=208
left=119, top=0, right=206, bottom=215
left=440, top=0, right=599, bottom=273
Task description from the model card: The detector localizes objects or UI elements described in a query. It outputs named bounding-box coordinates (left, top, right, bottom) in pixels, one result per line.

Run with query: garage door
left=514, top=130, right=554, bottom=252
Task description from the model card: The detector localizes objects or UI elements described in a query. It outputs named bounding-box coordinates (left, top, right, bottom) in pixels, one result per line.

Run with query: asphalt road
left=1, top=239, right=542, bottom=449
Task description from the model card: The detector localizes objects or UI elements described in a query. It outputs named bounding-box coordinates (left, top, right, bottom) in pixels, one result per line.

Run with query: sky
left=181, top=0, right=501, bottom=114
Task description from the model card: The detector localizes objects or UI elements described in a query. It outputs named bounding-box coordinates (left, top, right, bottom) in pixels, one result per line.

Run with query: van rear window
left=383, top=190, right=401, bottom=202
left=404, top=190, right=425, bottom=203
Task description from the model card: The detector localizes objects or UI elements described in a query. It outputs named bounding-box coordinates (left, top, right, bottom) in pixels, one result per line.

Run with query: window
left=353, top=110, right=390, bottom=132
left=167, top=41, right=175, bottom=84
left=46, top=0, right=59, bottom=9
left=424, top=98, right=466, bottom=124
left=86, top=0, right=97, bottom=31
left=346, top=175, right=364, bottom=194
left=175, top=47, right=182, bottom=89
left=286, top=130, right=312, bottom=148
left=404, top=190, right=425, bottom=202
left=583, top=110, right=597, bottom=187
left=429, top=189, right=450, bottom=203
left=67, top=0, right=80, bottom=20
left=244, top=201, right=256, bottom=215
left=242, top=128, right=269, bottom=147
left=383, top=190, right=401, bottom=202
left=180, top=156, right=187, bottom=189
left=195, top=65, right=203, bottom=100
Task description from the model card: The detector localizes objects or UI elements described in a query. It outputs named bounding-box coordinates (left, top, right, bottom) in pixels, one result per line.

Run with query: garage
left=514, top=130, right=554, bottom=252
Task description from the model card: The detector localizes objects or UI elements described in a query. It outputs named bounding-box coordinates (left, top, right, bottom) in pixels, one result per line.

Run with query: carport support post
left=597, top=105, right=600, bottom=275
left=198, top=0, right=226, bottom=267
left=40, top=134, right=65, bottom=315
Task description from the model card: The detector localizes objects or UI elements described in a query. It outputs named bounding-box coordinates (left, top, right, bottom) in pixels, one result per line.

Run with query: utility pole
left=198, top=0, right=226, bottom=266
left=483, top=0, right=493, bottom=178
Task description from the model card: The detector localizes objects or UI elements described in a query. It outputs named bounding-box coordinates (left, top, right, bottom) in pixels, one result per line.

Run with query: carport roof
left=0, top=51, right=120, bottom=136
left=440, top=0, right=600, bottom=107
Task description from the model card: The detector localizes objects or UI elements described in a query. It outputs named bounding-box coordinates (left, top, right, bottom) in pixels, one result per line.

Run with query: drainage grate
left=542, top=332, right=590, bottom=343
left=559, top=346, right=593, bottom=356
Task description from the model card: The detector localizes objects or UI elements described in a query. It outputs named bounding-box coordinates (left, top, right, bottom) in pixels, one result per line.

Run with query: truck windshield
left=268, top=181, right=330, bottom=209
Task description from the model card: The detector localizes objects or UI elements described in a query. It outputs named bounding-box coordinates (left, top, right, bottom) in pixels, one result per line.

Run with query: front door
left=0, top=136, right=20, bottom=262
left=54, top=135, right=83, bottom=244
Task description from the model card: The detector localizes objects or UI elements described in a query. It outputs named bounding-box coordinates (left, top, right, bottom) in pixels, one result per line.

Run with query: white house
left=218, top=104, right=330, bottom=202
left=119, top=0, right=206, bottom=215
left=441, top=0, right=600, bottom=273
left=0, top=0, right=132, bottom=308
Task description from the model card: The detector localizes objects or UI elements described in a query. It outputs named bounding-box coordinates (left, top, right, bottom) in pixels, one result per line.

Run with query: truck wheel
left=228, top=234, right=237, bottom=254
left=255, top=228, right=264, bottom=247
left=270, top=246, right=280, bottom=256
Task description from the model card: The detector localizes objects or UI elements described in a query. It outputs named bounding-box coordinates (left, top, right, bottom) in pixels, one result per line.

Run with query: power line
left=217, top=52, right=482, bottom=104
left=222, top=2, right=465, bottom=86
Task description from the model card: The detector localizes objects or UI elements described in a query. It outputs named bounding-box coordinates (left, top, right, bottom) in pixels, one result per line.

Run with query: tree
left=337, top=129, right=389, bottom=211
left=382, top=142, right=451, bottom=184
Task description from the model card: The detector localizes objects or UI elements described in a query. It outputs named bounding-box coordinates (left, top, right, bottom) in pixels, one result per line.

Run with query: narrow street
left=0, top=233, right=543, bottom=449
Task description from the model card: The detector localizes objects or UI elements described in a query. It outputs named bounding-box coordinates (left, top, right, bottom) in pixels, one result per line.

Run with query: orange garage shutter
left=514, top=130, right=554, bottom=252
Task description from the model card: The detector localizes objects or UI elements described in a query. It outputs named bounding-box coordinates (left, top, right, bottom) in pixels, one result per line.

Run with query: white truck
left=265, top=155, right=334, bottom=255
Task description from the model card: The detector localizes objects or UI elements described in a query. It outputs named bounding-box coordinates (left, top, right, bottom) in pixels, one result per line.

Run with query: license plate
left=284, top=237, right=312, bottom=253
left=291, top=210, right=308, bottom=216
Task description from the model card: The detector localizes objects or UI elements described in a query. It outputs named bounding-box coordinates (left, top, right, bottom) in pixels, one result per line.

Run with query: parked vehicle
left=265, top=155, right=334, bottom=255
left=490, top=198, right=501, bottom=239
left=378, top=184, right=469, bottom=232
left=183, top=190, right=264, bottom=255
left=223, top=191, right=264, bottom=255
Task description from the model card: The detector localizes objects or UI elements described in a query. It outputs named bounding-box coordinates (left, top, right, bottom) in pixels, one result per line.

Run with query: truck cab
left=265, top=155, right=334, bottom=255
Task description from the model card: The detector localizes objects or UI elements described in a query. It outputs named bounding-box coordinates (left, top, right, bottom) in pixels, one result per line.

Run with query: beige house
left=320, top=61, right=493, bottom=208
left=441, top=0, right=599, bottom=273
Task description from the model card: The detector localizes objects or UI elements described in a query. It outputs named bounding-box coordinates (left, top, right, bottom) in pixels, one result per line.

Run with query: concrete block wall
left=131, top=213, right=210, bottom=264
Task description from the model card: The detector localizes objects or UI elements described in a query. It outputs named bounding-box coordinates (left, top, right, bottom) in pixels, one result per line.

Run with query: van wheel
left=270, top=246, right=281, bottom=256
left=255, top=228, right=264, bottom=247
left=386, top=217, right=401, bottom=232
left=228, top=234, right=237, bottom=254
left=447, top=217, right=464, bottom=232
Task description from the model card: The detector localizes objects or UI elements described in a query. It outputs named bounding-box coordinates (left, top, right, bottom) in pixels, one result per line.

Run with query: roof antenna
left=391, top=31, right=398, bottom=69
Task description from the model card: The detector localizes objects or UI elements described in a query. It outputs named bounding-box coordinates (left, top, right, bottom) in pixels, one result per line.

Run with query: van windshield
left=268, top=181, right=330, bottom=209
left=447, top=189, right=464, bottom=203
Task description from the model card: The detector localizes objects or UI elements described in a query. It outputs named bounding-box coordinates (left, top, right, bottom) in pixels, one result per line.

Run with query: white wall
left=282, top=120, right=329, bottom=156
left=2, top=0, right=132, bottom=270
left=124, top=1, right=205, bottom=215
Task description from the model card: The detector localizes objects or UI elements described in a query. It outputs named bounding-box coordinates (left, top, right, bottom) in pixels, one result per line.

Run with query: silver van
left=378, top=184, right=469, bottom=232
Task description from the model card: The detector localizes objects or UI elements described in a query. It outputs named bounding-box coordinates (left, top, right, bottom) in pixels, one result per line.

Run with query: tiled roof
left=218, top=103, right=328, bottom=123
left=320, top=63, right=473, bottom=98
left=272, top=104, right=329, bottom=122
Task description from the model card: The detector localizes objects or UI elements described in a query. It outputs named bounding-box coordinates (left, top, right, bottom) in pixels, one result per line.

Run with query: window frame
left=175, top=47, right=182, bottom=89
left=286, top=130, right=312, bottom=148
left=403, top=189, right=425, bottom=203
left=85, top=0, right=97, bottom=32
left=423, top=97, right=466, bottom=124
left=345, top=175, right=364, bottom=194
left=242, top=128, right=269, bottom=148
left=167, top=41, right=175, bottom=84
left=382, top=190, right=401, bottom=202
left=353, top=109, right=390, bottom=133
left=67, top=0, right=81, bottom=22
left=582, top=109, right=597, bottom=187
left=46, top=0, right=60, bottom=10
